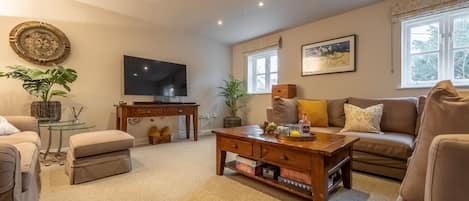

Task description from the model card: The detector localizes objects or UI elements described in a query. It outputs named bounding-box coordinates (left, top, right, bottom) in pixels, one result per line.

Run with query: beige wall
left=0, top=1, right=230, bottom=148
left=232, top=0, right=468, bottom=125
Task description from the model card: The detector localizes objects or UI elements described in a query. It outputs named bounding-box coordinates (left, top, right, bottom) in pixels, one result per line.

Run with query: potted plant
left=218, top=76, right=247, bottom=128
left=0, top=65, right=78, bottom=122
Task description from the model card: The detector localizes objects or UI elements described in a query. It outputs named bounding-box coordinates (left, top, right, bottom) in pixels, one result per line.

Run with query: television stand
left=115, top=103, right=199, bottom=141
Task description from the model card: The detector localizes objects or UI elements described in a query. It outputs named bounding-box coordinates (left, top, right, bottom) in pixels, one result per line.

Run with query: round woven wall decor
left=9, top=21, right=71, bottom=66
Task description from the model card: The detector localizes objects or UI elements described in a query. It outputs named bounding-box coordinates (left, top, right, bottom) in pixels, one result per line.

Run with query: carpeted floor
left=40, top=135, right=401, bottom=201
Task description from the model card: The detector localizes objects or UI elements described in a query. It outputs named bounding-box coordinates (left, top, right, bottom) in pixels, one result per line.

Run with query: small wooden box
left=272, top=84, right=296, bottom=98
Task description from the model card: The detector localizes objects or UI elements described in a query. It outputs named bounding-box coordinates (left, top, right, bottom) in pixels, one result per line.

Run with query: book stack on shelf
left=278, top=168, right=313, bottom=192
left=235, top=155, right=262, bottom=176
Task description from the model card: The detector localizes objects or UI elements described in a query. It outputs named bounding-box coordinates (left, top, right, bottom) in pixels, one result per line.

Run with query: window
left=402, top=8, right=469, bottom=88
left=247, top=49, right=278, bottom=94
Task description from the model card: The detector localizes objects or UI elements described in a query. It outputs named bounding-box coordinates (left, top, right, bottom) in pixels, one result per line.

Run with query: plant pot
left=223, top=116, right=242, bottom=128
left=31, top=101, right=62, bottom=122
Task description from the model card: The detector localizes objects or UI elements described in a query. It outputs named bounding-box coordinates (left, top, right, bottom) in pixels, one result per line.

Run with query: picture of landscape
left=302, top=35, right=356, bottom=76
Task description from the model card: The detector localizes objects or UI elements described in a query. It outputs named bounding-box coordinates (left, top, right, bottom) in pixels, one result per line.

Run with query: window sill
left=247, top=92, right=271, bottom=95
left=398, top=84, right=469, bottom=90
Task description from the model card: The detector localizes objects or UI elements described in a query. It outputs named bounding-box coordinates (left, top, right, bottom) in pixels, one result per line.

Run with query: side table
left=39, top=120, right=95, bottom=166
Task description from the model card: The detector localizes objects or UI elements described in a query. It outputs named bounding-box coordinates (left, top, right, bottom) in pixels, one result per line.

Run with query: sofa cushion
left=310, top=127, right=342, bottom=135
left=327, top=98, right=347, bottom=127
left=414, top=96, right=426, bottom=135
left=12, top=142, right=38, bottom=192
left=342, top=104, right=384, bottom=133
left=69, top=130, right=135, bottom=158
left=339, top=131, right=414, bottom=160
left=348, top=97, right=418, bottom=135
left=0, top=131, right=41, bottom=148
left=297, top=99, right=328, bottom=127
left=272, top=98, right=298, bottom=124
left=399, top=81, right=469, bottom=201
left=0, top=116, right=19, bottom=136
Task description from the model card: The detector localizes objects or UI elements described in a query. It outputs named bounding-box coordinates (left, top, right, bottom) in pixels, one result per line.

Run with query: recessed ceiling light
left=217, top=20, right=223, bottom=26
left=143, top=66, right=149, bottom=71
left=258, top=1, right=264, bottom=7
left=133, top=73, right=138, bottom=77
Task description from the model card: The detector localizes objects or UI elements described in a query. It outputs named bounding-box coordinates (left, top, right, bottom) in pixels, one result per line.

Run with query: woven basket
left=31, top=101, right=61, bottom=122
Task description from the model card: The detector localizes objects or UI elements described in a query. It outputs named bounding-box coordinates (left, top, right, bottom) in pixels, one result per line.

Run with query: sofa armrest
left=4, top=116, right=39, bottom=133
left=425, top=134, right=469, bottom=201
left=0, top=143, right=22, bottom=201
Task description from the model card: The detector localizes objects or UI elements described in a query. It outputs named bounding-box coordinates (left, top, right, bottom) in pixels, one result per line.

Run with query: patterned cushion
left=341, top=104, right=384, bottom=133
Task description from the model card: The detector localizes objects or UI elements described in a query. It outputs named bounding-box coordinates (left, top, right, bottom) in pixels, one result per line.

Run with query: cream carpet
left=40, top=135, right=401, bottom=201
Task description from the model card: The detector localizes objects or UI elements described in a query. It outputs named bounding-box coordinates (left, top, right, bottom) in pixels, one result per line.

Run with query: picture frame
left=301, top=34, right=356, bottom=76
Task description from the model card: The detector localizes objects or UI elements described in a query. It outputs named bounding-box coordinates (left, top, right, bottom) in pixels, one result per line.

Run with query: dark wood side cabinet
left=115, top=104, right=199, bottom=141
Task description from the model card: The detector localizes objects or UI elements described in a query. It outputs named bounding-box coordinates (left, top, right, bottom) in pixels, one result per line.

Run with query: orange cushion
left=297, top=99, right=329, bottom=127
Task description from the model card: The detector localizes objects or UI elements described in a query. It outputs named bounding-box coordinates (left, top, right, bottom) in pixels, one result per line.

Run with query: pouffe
left=65, top=130, right=134, bottom=184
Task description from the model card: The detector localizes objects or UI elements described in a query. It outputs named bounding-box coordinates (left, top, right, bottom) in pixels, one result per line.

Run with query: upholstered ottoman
left=65, top=130, right=134, bottom=184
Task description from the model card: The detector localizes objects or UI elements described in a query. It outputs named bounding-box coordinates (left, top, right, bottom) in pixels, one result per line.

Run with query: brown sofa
left=267, top=97, right=424, bottom=180
left=0, top=116, right=41, bottom=201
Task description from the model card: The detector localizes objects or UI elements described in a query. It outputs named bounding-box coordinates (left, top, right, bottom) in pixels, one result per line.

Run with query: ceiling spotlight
left=143, top=66, right=149, bottom=71
left=258, top=1, right=264, bottom=7
left=217, top=20, right=223, bottom=26
left=133, top=73, right=138, bottom=77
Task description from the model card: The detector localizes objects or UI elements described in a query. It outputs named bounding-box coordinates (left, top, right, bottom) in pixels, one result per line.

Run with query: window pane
left=270, top=73, right=278, bottom=85
left=255, top=75, right=266, bottom=91
left=256, top=58, right=266, bottom=74
left=270, top=55, right=278, bottom=72
left=410, top=53, right=438, bottom=81
left=410, top=23, right=439, bottom=53
left=454, top=16, right=469, bottom=48
left=454, top=49, right=469, bottom=79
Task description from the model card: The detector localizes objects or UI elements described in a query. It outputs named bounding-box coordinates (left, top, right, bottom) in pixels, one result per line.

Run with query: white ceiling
left=74, top=0, right=380, bottom=44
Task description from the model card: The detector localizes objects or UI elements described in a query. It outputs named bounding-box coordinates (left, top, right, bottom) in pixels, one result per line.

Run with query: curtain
left=392, top=0, right=469, bottom=22
left=241, top=35, right=282, bottom=54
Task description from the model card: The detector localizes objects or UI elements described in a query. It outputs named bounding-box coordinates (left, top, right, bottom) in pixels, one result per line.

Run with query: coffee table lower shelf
left=224, top=161, right=342, bottom=200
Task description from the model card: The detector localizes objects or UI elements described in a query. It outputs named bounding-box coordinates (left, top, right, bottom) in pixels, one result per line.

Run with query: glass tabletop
left=39, top=120, right=95, bottom=131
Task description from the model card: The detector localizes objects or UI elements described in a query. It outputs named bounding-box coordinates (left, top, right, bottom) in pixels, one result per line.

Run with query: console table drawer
left=165, top=107, right=192, bottom=115
left=128, top=108, right=164, bottom=117
left=219, top=137, right=253, bottom=156
left=261, top=146, right=311, bottom=170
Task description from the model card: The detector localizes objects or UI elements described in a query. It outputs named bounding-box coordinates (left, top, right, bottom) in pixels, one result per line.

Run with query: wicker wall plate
left=9, top=21, right=71, bottom=66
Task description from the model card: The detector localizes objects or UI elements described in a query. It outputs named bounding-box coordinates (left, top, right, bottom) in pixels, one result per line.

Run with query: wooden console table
left=115, top=104, right=199, bottom=141
left=212, top=125, right=359, bottom=201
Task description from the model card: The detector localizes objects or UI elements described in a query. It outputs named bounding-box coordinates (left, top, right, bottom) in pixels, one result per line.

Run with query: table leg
left=185, top=115, right=190, bottom=139
left=43, top=128, right=52, bottom=160
left=341, top=151, right=353, bottom=189
left=57, top=129, right=63, bottom=155
left=193, top=109, right=198, bottom=141
left=311, top=155, right=328, bottom=201
left=216, top=137, right=226, bottom=175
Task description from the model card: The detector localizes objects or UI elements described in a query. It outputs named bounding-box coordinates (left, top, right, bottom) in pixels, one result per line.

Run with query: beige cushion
left=342, top=104, right=384, bottom=133
left=310, top=127, right=342, bottom=135
left=327, top=98, right=347, bottom=127
left=272, top=98, right=297, bottom=124
left=0, top=131, right=41, bottom=148
left=399, top=81, right=469, bottom=201
left=348, top=97, right=418, bottom=135
left=12, top=142, right=38, bottom=192
left=414, top=96, right=426, bottom=135
left=69, top=130, right=134, bottom=158
left=340, top=131, right=414, bottom=160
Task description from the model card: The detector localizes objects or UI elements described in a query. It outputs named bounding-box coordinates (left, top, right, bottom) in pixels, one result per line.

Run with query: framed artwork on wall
left=301, top=34, right=356, bottom=76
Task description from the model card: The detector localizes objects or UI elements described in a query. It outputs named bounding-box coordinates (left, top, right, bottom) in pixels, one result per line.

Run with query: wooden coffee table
left=212, top=125, right=359, bottom=201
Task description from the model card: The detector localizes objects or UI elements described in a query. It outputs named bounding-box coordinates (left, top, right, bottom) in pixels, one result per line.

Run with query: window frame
left=247, top=48, right=279, bottom=94
left=401, top=8, right=469, bottom=88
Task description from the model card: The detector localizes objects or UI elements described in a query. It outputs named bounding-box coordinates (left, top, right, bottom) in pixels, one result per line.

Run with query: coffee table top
left=212, top=125, right=359, bottom=156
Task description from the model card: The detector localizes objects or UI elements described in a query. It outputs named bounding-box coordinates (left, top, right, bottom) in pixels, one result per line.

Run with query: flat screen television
left=124, top=55, right=187, bottom=96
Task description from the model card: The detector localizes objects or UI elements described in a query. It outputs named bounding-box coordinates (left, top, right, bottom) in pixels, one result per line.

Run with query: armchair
left=425, top=134, right=469, bottom=201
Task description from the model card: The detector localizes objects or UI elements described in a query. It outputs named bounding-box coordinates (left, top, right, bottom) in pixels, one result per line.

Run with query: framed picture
left=301, top=34, right=356, bottom=76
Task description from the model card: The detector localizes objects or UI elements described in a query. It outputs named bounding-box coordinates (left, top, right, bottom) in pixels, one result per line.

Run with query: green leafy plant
left=0, top=65, right=78, bottom=102
left=218, top=76, right=247, bottom=117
